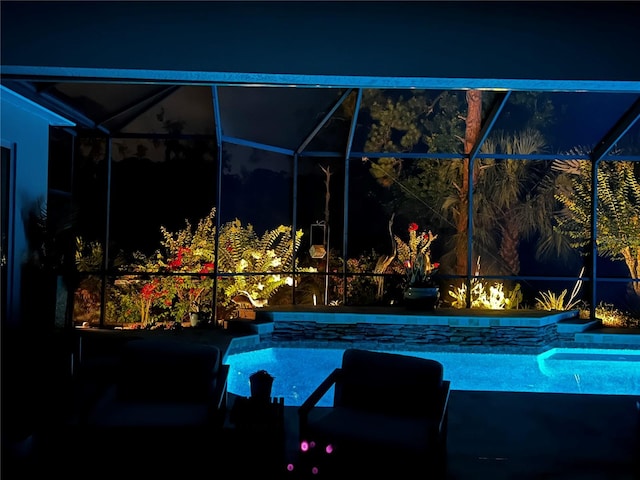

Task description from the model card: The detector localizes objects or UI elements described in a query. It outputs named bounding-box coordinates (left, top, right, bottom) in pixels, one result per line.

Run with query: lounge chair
left=81, top=338, right=229, bottom=471
left=298, top=348, right=450, bottom=477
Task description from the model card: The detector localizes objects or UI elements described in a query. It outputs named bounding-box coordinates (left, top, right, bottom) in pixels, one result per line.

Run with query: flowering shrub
left=140, top=279, right=167, bottom=325
left=394, top=222, right=439, bottom=288
left=155, top=211, right=218, bottom=322
left=104, top=207, right=313, bottom=325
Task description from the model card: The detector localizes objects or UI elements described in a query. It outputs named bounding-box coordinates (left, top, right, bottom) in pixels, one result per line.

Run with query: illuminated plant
left=105, top=206, right=311, bottom=325
left=394, top=222, right=439, bottom=287
left=449, top=279, right=522, bottom=310
left=152, top=209, right=217, bottom=322
left=139, top=279, right=167, bottom=325
left=588, top=302, right=639, bottom=328
left=448, top=258, right=522, bottom=309
left=216, top=218, right=311, bottom=307
left=535, top=267, right=584, bottom=311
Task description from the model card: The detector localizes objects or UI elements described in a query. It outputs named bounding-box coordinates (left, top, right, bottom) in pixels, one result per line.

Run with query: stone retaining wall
left=265, top=320, right=559, bottom=353
left=228, top=310, right=640, bottom=355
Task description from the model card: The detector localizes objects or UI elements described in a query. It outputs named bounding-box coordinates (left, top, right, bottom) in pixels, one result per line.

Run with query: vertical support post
left=211, top=85, right=224, bottom=326
left=292, top=153, right=299, bottom=305
left=589, top=157, right=600, bottom=320
left=99, top=135, right=112, bottom=328
left=325, top=225, right=330, bottom=306
left=465, top=155, right=474, bottom=308
left=342, top=89, right=363, bottom=306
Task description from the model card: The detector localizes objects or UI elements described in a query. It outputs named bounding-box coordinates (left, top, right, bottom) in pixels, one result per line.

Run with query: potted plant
left=189, top=300, right=201, bottom=327
left=21, top=197, right=77, bottom=329
left=395, top=222, right=440, bottom=309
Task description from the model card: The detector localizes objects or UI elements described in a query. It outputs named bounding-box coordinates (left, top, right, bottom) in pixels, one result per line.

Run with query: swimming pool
left=225, top=347, right=640, bottom=406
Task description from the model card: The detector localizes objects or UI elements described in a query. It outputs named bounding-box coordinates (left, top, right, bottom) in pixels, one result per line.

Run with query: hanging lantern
left=309, top=221, right=327, bottom=259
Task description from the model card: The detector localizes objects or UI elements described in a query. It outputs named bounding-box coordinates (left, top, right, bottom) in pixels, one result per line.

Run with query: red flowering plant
left=394, top=222, right=439, bottom=288
left=139, top=278, right=168, bottom=325
left=155, top=209, right=217, bottom=323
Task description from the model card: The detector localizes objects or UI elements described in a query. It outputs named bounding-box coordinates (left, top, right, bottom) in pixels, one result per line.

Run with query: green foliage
left=154, top=208, right=217, bottom=320
left=535, top=267, right=584, bottom=311
left=554, top=158, right=640, bottom=255
left=332, top=252, right=381, bottom=305
left=217, top=218, right=308, bottom=305
left=588, top=302, right=640, bottom=328
left=448, top=279, right=522, bottom=310
left=99, top=206, right=311, bottom=324
left=553, top=156, right=640, bottom=296
left=535, top=290, right=581, bottom=311
left=360, top=90, right=558, bottom=278
left=393, top=223, right=438, bottom=287
left=447, top=258, right=522, bottom=309
left=75, top=237, right=104, bottom=272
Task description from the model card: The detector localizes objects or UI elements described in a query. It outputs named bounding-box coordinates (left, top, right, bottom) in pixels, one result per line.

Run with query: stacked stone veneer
left=252, top=309, right=581, bottom=353
left=270, top=320, right=561, bottom=349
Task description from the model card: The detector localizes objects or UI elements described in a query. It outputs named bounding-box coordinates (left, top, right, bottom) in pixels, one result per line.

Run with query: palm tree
left=362, top=90, right=560, bottom=280
left=475, top=129, right=558, bottom=275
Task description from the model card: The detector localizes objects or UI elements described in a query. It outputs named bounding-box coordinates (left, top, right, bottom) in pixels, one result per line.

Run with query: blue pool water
left=225, top=347, right=640, bottom=406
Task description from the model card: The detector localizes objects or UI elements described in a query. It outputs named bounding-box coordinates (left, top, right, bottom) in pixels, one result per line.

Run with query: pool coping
left=225, top=307, right=640, bottom=357
left=256, top=307, right=578, bottom=327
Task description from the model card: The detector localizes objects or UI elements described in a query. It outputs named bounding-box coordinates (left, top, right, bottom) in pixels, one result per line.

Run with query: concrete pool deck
left=51, top=325, right=640, bottom=479
left=222, top=309, right=640, bottom=477
left=262, top=390, right=639, bottom=479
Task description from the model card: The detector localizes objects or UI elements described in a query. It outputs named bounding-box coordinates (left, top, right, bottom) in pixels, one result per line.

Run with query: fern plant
left=217, top=218, right=308, bottom=306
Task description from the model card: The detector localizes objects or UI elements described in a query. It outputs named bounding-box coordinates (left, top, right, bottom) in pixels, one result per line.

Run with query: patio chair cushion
left=87, top=338, right=227, bottom=428
left=116, top=339, right=221, bottom=402
left=305, top=405, right=437, bottom=454
left=337, top=348, right=444, bottom=416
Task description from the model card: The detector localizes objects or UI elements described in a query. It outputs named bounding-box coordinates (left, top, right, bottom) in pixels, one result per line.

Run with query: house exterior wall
left=0, top=87, right=74, bottom=326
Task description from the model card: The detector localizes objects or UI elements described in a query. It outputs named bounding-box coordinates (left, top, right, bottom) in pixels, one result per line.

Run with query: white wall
left=0, top=86, right=74, bottom=326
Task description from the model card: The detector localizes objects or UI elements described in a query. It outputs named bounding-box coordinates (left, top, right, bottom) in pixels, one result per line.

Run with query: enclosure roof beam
left=221, top=135, right=294, bottom=156
left=591, top=96, right=640, bottom=161
left=97, top=85, right=181, bottom=132
left=295, top=88, right=353, bottom=155
left=468, top=91, right=511, bottom=163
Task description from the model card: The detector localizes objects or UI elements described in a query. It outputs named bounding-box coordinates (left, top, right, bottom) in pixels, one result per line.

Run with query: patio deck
left=5, top=320, right=638, bottom=479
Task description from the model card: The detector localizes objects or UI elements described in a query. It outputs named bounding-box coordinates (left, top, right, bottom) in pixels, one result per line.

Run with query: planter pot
left=237, top=308, right=256, bottom=320
left=189, top=312, right=200, bottom=327
left=403, top=286, right=440, bottom=310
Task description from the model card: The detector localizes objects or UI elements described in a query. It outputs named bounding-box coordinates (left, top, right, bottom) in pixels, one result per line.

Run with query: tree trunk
left=621, top=247, right=640, bottom=297
left=456, top=89, right=483, bottom=276
left=499, top=213, right=521, bottom=276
